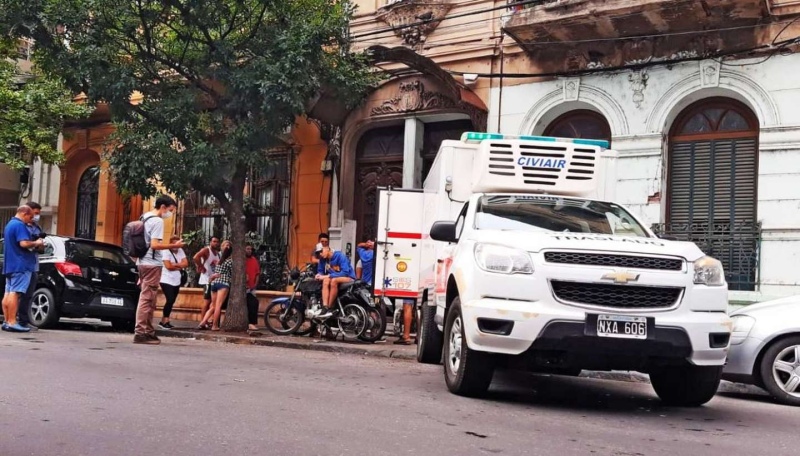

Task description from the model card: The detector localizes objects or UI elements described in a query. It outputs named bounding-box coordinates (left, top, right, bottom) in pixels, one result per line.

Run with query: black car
left=0, top=235, right=140, bottom=331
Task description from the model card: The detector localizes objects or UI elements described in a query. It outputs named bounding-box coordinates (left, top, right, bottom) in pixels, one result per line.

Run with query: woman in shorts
left=197, top=241, right=232, bottom=331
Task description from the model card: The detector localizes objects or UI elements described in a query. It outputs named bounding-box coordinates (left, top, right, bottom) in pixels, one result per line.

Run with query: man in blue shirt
left=19, top=201, right=44, bottom=331
left=315, top=246, right=355, bottom=318
left=356, top=239, right=375, bottom=286
left=2, top=206, right=43, bottom=333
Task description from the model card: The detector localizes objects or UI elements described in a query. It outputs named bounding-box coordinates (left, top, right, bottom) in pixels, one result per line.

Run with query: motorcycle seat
left=337, top=280, right=363, bottom=293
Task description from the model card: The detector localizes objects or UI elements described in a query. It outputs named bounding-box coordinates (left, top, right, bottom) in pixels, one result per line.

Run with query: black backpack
left=122, top=214, right=157, bottom=259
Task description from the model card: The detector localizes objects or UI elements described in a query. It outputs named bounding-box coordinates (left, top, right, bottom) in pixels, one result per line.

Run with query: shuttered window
left=667, top=99, right=759, bottom=291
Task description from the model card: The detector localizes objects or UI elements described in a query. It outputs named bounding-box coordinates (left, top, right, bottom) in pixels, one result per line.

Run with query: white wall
left=492, top=54, right=800, bottom=302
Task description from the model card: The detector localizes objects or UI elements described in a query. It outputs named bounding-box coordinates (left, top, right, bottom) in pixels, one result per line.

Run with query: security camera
left=463, top=73, right=478, bottom=87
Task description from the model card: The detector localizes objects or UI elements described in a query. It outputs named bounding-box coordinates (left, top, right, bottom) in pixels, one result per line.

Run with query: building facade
left=26, top=0, right=800, bottom=301
left=333, top=0, right=800, bottom=302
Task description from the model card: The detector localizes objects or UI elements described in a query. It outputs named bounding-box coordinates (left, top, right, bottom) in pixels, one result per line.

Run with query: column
left=403, top=118, right=424, bottom=189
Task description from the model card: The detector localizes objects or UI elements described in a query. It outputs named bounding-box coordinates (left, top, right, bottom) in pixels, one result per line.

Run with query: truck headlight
left=693, top=256, right=725, bottom=286
left=730, top=315, right=756, bottom=345
left=474, top=243, right=534, bottom=275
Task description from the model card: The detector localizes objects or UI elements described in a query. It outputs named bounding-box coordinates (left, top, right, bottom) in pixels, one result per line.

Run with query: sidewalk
left=153, top=318, right=768, bottom=397
left=153, top=317, right=417, bottom=360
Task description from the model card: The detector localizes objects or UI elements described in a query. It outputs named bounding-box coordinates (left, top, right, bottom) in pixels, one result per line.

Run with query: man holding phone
left=133, top=195, right=185, bottom=345
left=2, top=205, right=43, bottom=333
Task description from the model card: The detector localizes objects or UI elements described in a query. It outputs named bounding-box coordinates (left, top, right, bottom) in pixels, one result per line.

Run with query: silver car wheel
left=772, top=344, right=800, bottom=397
left=31, top=293, right=50, bottom=325
left=448, top=316, right=463, bottom=374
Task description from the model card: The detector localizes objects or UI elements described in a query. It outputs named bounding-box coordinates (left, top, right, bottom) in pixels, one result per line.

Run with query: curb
left=155, top=329, right=417, bottom=360
left=156, top=329, right=768, bottom=397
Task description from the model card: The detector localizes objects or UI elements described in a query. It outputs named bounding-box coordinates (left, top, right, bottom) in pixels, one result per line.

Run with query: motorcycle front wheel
left=263, top=300, right=304, bottom=336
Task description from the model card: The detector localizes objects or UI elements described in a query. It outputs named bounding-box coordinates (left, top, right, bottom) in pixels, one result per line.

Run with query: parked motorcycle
left=264, top=265, right=386, bottom=342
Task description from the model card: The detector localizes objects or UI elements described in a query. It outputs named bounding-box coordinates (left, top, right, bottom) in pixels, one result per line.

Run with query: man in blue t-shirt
left=356, top=239, right=375, bottom=286
left=2, top=206, right=43, bottom=333
left=315, top=246, right=355, bottom=318
left=19, top=201, right=44, bottom=330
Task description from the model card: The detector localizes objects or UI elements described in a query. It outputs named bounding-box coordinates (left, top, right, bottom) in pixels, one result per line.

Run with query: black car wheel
left=29, top=288, right=60, bottom=329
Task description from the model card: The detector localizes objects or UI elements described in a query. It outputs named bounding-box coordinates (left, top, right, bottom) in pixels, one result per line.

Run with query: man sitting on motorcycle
left=315, top=246, right=355, bottom=319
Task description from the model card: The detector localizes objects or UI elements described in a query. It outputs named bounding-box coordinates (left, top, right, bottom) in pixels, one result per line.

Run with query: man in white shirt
left=134, top=195, right=185, bottom=345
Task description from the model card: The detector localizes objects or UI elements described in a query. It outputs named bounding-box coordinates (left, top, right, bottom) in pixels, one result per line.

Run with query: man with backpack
left=123, top=195, right=184, bottom=345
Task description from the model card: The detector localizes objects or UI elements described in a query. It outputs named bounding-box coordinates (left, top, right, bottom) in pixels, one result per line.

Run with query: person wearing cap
left=310, top=233, right=329, bottom=265
left=314, top=246, right=355, bottom=319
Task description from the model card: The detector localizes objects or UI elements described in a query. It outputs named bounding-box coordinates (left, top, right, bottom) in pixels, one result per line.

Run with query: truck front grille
left=544, top=252, right=683, bottom=271
left=551, top=280, right=683, bottom=309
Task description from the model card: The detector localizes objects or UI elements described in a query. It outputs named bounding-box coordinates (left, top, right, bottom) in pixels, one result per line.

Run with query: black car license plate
left=586, top=314, right=652, bottom=340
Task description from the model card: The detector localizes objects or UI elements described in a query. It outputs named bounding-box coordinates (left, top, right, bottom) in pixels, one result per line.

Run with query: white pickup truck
left=373, top=132, right=732, bottom=407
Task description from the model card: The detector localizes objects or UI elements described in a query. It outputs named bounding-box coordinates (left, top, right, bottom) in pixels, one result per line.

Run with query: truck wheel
left=416, top=299, right=443, bottom=364
left=650, top=364, right=722, bottom=407
left=758, top=336, right=800, bottom=407
left=443, top=298, right=495, bottom=397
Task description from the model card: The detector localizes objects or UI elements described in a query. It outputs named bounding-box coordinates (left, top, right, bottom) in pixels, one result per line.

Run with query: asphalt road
left=1, top=328, right=797, bottom=456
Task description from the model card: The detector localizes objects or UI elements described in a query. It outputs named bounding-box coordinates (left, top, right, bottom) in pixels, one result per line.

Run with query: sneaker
left=158, top=322, right=173, bottom=330
left=1, top=323, right=8, bottom=331
left=20, top=324, right=38, bottom=332
left=5, top=323, right=31, bottom=333
left=148, top=334, right=161, bottom=342
left=133, top=334, right=161, bottom=345
left=316, top=308, right=334, bottom=319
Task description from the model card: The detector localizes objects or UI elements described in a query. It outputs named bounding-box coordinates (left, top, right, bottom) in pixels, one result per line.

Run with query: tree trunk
left=218, top=171, right=249, bottom=332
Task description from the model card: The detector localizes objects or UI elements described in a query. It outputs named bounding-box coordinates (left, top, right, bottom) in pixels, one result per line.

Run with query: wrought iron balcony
left=651, top=221, right=761, bottom=292
left=503, top=0, right=774, bottom=72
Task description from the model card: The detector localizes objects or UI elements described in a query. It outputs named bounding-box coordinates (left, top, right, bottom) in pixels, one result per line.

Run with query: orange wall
left=60, top=126, right=122, bottom=244
left=289, top=118, right=330, bottom=268
left=59, top=119, right=329, bottom=263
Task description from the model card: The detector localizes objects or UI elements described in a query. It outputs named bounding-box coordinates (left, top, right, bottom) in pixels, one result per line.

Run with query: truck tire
left=443, top=298, right=495, bottom=397
left=758, top=336, right=800, bottom=407
left=416, top=299, right=443, bottom=364
left=650, top=364, right=722, bottom=407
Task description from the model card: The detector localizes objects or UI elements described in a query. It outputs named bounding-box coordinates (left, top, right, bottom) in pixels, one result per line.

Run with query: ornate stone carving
left=370, top=79, right=487, bottom=131
left=628, top=69, right=649, bottom=109
left=562, top=78, right=580, bottom=101
left=700, top=60, right=721, bottom=88
left=376, top=0, right=453, bottom=49
left=371, top=80, right=456, bottom=116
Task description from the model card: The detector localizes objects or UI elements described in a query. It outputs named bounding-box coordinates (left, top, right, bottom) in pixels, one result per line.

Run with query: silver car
left=723, top=296, right=800, bottom=406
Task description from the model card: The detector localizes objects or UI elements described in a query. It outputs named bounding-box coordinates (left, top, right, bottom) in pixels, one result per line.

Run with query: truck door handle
left=394, top=254, right=401, bottom=257
left=437, top=259, right=443, bottom=263
left=411, top=243, right=417, bottom=247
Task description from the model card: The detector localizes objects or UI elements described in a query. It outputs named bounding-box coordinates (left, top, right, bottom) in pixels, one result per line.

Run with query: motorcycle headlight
left=474, top=243, right=534, bottom=275
left=693, top=256, right=725, bottom=286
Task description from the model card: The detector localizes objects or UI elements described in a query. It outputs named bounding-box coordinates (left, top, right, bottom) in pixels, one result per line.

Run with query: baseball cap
left=315, top=242, right=324, bottom=253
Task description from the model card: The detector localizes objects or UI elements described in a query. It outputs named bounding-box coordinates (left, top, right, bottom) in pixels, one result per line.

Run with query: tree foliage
left=2, top=0, right=376, bottom=330
left=0, top=40, right=90, bottom=170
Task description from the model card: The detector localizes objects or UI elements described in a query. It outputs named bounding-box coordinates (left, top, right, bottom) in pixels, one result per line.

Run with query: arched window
left=75, top=165, right=100, bottom=239
left=667, top=98, right=759, bottom=290
left=544, top=110, right=612, bottom=146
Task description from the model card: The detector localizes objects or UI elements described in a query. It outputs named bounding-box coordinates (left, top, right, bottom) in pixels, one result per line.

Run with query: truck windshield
left=475, top=195, right=650, bottom=237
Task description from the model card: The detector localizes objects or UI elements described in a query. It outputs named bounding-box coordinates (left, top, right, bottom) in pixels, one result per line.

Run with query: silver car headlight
left=693, top=256, right=725, bottom=286
left=474, top=243, right=534, bottom=275
left=730, top=315, right=756, bottom=345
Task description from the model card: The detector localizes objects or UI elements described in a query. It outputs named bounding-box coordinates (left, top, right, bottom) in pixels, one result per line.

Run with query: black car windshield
left=67, top=241, right=134, bottom=265
left=475, top=195, right=650, bottom=238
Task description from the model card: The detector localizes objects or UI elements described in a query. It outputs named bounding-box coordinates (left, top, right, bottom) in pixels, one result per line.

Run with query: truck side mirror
left=430, top=221, right=458, bottom=243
